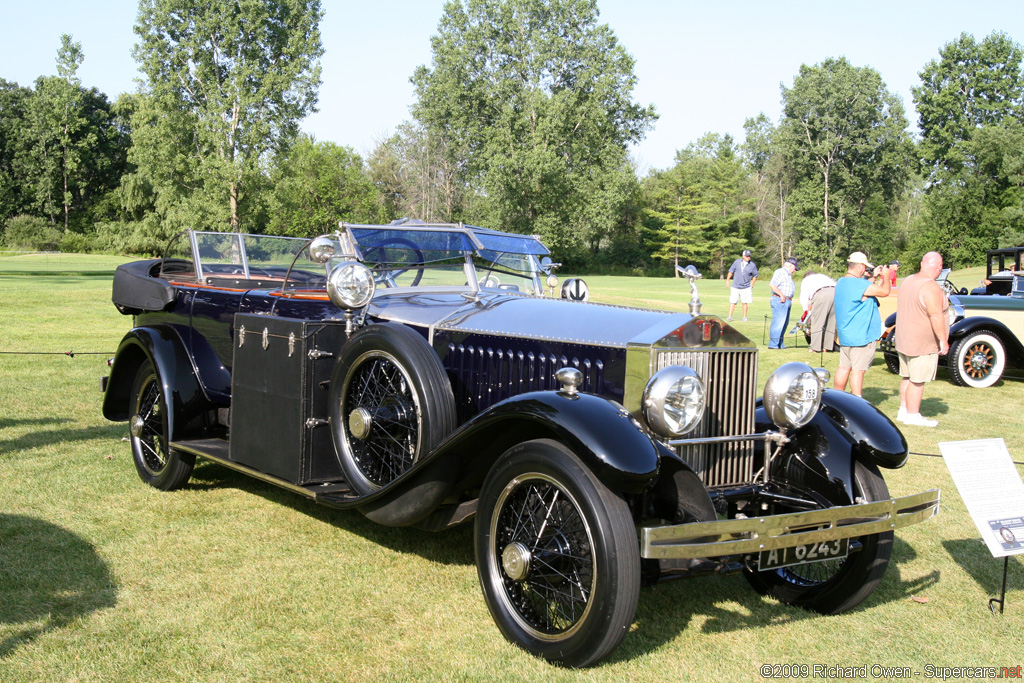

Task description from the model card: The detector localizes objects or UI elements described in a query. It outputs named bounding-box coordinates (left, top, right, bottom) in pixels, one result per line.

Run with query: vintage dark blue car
left=102, top=220, right=939, bottom=667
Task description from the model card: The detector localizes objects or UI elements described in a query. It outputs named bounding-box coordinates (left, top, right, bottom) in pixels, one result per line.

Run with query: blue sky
left=2, top=1, right=1022, bottom=172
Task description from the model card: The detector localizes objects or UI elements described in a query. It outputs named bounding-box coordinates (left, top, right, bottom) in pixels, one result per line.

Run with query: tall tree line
left=1, top=1, right=1022, bottom=275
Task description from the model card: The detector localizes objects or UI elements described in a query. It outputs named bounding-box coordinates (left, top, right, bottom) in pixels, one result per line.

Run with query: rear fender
left=356, top=390, right=664, bottom=526
left=102, top=326, right=215, bottom=440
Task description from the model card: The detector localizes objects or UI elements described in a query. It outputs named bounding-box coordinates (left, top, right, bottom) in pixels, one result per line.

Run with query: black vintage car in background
left=102, top=220, right=939, bottom=667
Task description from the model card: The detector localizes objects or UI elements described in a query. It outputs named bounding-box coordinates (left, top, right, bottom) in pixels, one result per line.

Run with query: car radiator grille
left=654, top=349, right=758, bottom=488
left=445, top=343, right=606, bottom=421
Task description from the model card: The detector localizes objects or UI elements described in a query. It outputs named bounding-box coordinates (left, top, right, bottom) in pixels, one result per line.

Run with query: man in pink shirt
left=894, top=252, right=949, bottom=427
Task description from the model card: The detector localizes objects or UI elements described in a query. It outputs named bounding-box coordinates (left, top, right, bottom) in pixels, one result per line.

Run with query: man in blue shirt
left=767, top=257, right=798, bottom=349
left=833, top=251, right=891, bottom=396
left=725, top=249, right=758, bottom=321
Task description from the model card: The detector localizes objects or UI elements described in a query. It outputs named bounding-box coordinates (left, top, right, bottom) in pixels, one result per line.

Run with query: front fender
left=756, top=389, right=908, bottom=503
left=355, top=390, right=663, bottom=526
left=102, top=325, right=214, bottom=440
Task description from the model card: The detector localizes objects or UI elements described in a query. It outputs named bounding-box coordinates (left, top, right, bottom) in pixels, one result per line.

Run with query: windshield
left=161, top=223, right=557, bottom=297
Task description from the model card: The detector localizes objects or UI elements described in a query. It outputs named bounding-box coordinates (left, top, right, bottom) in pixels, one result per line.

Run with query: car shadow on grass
left=610, top=536, right=940, bottom=662
left=0, top=514, right=118, bottom=660
left=187, top=459, right=476, bottom=566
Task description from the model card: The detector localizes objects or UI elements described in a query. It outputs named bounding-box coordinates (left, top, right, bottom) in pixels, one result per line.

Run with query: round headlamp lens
left=643, top=366, right=705, bottom=437
left=763, top=362, right=822, bottom=430
left=327, top=261, right=375, bottom=309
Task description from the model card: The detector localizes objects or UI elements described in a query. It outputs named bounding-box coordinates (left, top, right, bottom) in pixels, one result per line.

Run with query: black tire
left=329, top=324, right=456, bottom=496
left=948, top=330, right=1006, bottom=388
left=475, top=439, right=640, bottom=668
left=743, top=460, right=893, bottom=614
left=128, top=360, right=194, bottom=491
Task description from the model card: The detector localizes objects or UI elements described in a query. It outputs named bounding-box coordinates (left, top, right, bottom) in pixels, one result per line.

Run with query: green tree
left=642, top=135, right=753, bottom=276
left=268, top=136, right=381, bottom=236
left=779, top=57, right=913, bottom=270
left=914, top=32, right=1024, bottom=177
left=410, top=0, right=656, bottom=254
left=742, top=113, right=793, bottom=263
left=912, top=32, right=1024, bottom=266
left=132, top=0, right=324, bottom=231
left=0, top=79, right=32, bottom=224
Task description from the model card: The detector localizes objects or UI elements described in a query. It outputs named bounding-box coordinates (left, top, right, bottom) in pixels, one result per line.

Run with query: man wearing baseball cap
left=833, top=252, right=890, bottom=396
left=725, top=249, right=758, bottom=321
left=767, top=256, right=799, bottom=349
left=888, top=260, right=900, bottom=287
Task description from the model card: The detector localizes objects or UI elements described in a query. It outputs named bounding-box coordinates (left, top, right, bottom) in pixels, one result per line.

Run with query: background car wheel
left=330, top=324, right=456, bottom=496
left=742, top=460, right=893, bottom=614
left=128, top=360, right=194, bottom=491
left=948, top=330, right=1006, bottom=388
left=475, top=439, right=640, bottom=668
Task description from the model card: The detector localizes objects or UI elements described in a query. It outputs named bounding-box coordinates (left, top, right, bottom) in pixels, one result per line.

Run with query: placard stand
left=989, top=557, right=1009, bottom=614
left=938, top=438, right=1023, bottom=615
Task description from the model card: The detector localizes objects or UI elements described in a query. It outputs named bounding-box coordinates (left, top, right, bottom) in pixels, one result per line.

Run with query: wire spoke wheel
left=128, top=360, right=194, bottom=491
left=476, top=439, right=639, bottom=668
left=493, top=474, right=595, bottom=636
left=344, top=352, right=419, bottom=487
left=330, top=324, right=456, bottom=497
left=132, top=374, right=168, bottom=477
left=742, top=460, right=893, bottom=614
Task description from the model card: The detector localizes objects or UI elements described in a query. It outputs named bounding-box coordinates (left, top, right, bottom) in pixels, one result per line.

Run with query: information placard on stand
left=939, top=438, right=1024, bottom=558
left=939, top=438, right=1023, bottom=613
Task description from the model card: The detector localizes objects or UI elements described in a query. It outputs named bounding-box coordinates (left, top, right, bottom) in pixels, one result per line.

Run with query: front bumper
left=639, top=488, right=940, bottom=560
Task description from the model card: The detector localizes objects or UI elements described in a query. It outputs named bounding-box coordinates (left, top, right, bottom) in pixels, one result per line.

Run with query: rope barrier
left=0, top=350, right=112, bottom=358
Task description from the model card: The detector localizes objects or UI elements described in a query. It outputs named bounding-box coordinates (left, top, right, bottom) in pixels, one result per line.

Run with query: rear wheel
left=475, top=439, right=640, bottom=667
left=743, top=460, right=893, bottom=614
left=949, top=331, right=1005, bottom=388
left=128, top=360, right=194, bottom=491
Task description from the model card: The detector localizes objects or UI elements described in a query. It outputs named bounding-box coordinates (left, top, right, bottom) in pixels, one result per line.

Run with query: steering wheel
left=363, top=238, right=426, bottom=287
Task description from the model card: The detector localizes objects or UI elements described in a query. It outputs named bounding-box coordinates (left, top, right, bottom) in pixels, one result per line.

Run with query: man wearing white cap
left=833, top=252, right=890, bottom=396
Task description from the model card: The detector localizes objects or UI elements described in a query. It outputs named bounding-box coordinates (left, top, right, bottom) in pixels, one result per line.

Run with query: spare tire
left=329, top=324, right=456, bottom=495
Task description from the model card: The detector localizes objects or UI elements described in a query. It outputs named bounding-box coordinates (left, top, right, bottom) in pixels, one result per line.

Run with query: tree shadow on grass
left=0, top=418, right=122, bottom=456
left=188, top=460, right=476, bottom=566
left=0, top=514, right=118, bottom=659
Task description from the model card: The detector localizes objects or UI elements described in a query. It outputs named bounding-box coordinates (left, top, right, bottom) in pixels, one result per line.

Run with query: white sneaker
left=742, top=317, right=748, bottom=321
left=896, top=406, right=907, bottom=423
left=726, top=316, right=733, bottom=321
left=903, top=413, right=937, bottom=427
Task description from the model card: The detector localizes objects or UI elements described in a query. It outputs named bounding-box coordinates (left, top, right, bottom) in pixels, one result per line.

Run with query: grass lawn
left=1, top=254, right=1021, bottom=682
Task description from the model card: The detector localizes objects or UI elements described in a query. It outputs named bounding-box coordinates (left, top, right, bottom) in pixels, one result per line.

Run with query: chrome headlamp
left=763, top=362, right=823, bottom=430
left=642, top=366, right=705, bottom=438
left=327, top=261, right=375, bottom=309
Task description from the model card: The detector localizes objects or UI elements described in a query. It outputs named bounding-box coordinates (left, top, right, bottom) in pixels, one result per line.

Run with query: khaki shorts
left=839, top=342, right=876, bottom=372
left=729, top=287, right=753, bottom=304
left=898, top=352, right=939, bottom=383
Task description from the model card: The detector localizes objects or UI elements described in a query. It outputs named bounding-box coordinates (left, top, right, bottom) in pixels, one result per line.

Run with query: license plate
left=757, top=538, right=849, bottom=570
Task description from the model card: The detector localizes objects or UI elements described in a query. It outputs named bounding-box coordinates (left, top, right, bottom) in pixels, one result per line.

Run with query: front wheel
left=475, top=439, right=640, bottom=668
left=948, top=330, right=1006, bottom=388
left=743, top=460, right=893, bottom=614
left=128, top=360, right=194, bottom=491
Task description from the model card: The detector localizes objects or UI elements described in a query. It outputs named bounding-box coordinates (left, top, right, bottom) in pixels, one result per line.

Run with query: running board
left=171, top=438, right=359, bottom=507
